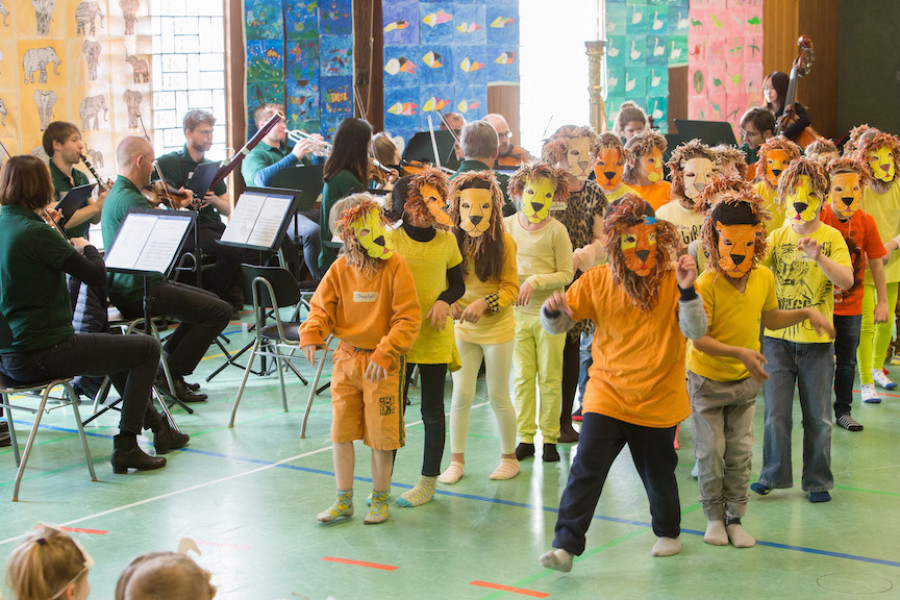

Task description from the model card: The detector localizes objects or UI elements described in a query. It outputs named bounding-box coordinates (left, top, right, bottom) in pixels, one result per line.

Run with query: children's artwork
left=420, top=4, right=454, bottom=44
left=246, top=40, right=283, bottom=82
left=419, top=44, right=453, bottom=85
left=451, top=3, right=486, bottom=46
left=384, top=1, right=420, bottom=46
left=285, top=2, right=319, bottom=41
left=485, top=1, right=518, bottom=46
left=319, top=0, right=352, bottom=37
left=420, top=85, right=452, bottom=121
left=451, top=45, right=487, bottom=86
left=319, top=36, right=352, bottom=78
left=286, top=40, right=319, bottom=81
left=245, top=0, right=284, bottom=40
left=385, top=86, right=421, bottom=132
left=320, top=75, right=352, bottom=137
left=453, top=84, right=486, bottom=121
left=286, top=78, right=320, bottom=126
left=486, top=46, right=517, bottom=83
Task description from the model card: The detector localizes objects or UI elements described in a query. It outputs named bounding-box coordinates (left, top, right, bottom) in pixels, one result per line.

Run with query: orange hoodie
left=299, top=254, right=421, bottom=370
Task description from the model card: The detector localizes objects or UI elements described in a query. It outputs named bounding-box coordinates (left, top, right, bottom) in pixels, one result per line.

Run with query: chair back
left=242, top=265, right=301, bottom=310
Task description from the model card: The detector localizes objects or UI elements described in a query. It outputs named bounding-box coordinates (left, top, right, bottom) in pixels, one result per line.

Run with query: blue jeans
left=759, top=337, right=834, bottom=493
left=833, top=314, right=861, bottom=418
left=286, top=211, right=323, bottom=280
left=575, top=331, right=593, bottom=408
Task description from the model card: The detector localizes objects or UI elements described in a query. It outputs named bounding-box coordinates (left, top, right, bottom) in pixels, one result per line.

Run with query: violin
left=368, top=158, right=398, bottom=186
left=399, top=159, right=454, bottom=177
left=775, top=36, right=821, bottom=147
left=141, top=180, right=192, bottom=209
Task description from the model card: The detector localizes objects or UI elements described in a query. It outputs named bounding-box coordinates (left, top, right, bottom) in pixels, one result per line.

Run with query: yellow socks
left=316, top=490, right=353, bottom=523
left=364, top=490, right=390, bottom=524
left=396, top=476, right=437, bottom=507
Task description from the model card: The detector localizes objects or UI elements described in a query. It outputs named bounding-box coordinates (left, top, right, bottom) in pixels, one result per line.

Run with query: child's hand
left=451, top=302, right=462, bottom=320
left=572, top=252, right=581, bottom=273
left=301, top=344, right=323, bottom=365
left=426, top=300, right=452, bottom=331
left=365, top=360, right=388, bottom=383
left=544, top=291, right=573, bottom=317
left=875, top=300, right=890, bottom=324
left=797, top=237, right=823, bottom=261
left=806, top=309, right=836, bottom=339
left=736, top=347, right=769, bottom=382
left=674, top=254, right=697, bottom=289
left=459, top=298, right=489, bottom=323
left=516, top=281, right=534, bottom=306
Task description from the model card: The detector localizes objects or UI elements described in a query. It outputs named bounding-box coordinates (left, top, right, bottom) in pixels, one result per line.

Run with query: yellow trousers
left=857, top=282, right=899, bottom=384
left=513, top=311, right=566, bottom=444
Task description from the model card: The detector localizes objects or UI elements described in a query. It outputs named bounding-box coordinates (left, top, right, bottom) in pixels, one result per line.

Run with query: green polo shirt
left=102, top=175, right=163, bottom=306
left=450, top=159, right=515, bottom=216
left=740, top=142, right=760, bottom=165
left=318, top=169, right=364, bottom=272
left=49, top=160, right=92, bottom=239
left=240, top=141, right=312, bottom=188
left=154, top=145, right=227, bottom=224
left=0, top=205, right=76, bottom=352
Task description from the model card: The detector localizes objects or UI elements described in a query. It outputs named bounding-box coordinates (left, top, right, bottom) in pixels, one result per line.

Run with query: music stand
left=104, top=208, right=197, bottom=414
left=186, top=161, right=222, bottom=199
left=268, top=164, right=325, bottom=212
left=55, top=183, right=96, bottom=228
left=673, top=119, right=739, bottom=147
left=403, top=130, right=461, bottom=172
left=210, top=188, right=301, bottom=381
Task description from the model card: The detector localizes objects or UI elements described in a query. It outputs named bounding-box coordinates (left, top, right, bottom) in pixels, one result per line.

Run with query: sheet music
left=105, top=213, right=191, bottom=274
left=247, top=196, right=292, bottom=248
left=220, top=192, right=293, bottom=249
left=220, top=192, right=264, bottom=245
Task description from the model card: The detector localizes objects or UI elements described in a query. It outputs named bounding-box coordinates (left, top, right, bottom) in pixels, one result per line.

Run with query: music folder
left=187, top=161, right=222, bottom=199
left=268, top=163, right=325, bottom=211
left=672, top=120, right=739, bottom=147
left=218, top=188, right=300, bottom=251
left=55, top=183, right=96, bottom=226
left=403, top=130, right=461, bottom=172
left=104, top=208, right=196, bottom=277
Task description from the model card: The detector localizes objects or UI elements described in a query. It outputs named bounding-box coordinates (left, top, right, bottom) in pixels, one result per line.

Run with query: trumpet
left=287, top=129, right=331, bottom=156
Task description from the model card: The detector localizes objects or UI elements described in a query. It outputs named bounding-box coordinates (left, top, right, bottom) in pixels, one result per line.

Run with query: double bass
left=775, top=35, right=821, bottom=148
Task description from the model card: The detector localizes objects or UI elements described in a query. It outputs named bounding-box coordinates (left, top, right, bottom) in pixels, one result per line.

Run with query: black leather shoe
left=151, top=415, right=190, bottom=454
left=111, top=434, right=166, bottom=474
left=184, top=380, right=201, bottom=392
left=156, top=376, right=207, bottom=403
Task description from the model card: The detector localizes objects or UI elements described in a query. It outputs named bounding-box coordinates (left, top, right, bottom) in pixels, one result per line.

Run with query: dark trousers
left=553, top=413, right=681, bottom=555
left=0, top=333, right=160, bottom=435
left=180, top=220, right=244, bottom=302
left=560, top=334, right=580, bottom=424
left=120, top=280, right=231, bottom=377
left=284, top=210, right=322, bottom=280
left=833, top=314, right=862, bottom=418
left=403, top=363, right=447, bottom=477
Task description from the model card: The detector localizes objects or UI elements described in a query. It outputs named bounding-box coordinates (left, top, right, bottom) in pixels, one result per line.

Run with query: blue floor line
left=8, top=421, right=900, bottom=569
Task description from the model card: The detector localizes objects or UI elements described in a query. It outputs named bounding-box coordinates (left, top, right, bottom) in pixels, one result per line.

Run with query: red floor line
left=469, top=580, right=549, bottom=598
left=56, top=527, right=108, bottom=535
left=321, top=556, right=398, bottom=571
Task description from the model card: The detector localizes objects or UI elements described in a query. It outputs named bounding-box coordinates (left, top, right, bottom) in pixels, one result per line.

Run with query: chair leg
left=12, top=387, right=51, bottom=501
left=275, top=353, right=288, bottom=413
left=229, top=339, right=260, bottom=427
left=4, top=393, right=20, bottom=466
left=65, top=382, right=97, bottom=483
left=301, top=345, right=331, bottom=439
left=152, top=387, right=180, bottom=432
left=92, top=376, right=112, bottom=414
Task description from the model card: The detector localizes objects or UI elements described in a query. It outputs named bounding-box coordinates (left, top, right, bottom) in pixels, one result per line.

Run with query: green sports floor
left=1, top=315, right=898, bottom=599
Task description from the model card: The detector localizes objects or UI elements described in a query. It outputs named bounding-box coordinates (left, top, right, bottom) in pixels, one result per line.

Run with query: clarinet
left=81, top=153, right=109, bottom=191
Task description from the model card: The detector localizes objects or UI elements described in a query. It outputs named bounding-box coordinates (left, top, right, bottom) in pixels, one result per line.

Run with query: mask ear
left=715, top=221, right=724, bottom=233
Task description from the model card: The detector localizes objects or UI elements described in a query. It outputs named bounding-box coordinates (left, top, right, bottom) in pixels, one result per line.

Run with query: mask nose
left=374, top=235, right=385, bottom=247
left=793, top=202, right=808, bottom=215
left=530, top=202, right=544, bottom=213
left=469, top=215, right=482, bottom=226
left=578, top=160, right=589, bottom=171
left=604, top=171, right=616, bottom=180
left=694, top=182, right=707, bottom=193
left=841, top=196, right=854, bottom=208
left=772, top=168, right=783, bottom=178
left=730, top=253, right=745, bottom=265
left=882, top=163, right=891, bottom=172
left=636, top=249, right=650, bottom=262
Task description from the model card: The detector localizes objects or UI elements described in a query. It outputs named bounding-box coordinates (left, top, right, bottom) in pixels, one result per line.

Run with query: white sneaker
left=861, top=383, right=881, bottom=404
left=872, top=369, right=897, bottom=390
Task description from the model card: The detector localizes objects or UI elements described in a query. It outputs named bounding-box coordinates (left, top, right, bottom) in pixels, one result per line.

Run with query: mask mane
left=701, top=190, right=770, bottom=277
left=400, top=167, right=451, bottom=229
left=692, top=174, right=754, bottom=215
left=450, top=171, right=506, bottom=282
left=603, top=194, right=678, bottom=312
left=844, top=123, right=873, bottom=156
left=666, top=139, right=716, bottom=205
left=858, top=132, right=900, bottom=194
left=623, top=131, right=667, bottom=185
left=711, top=144, right=748, bottom=179
left=756, top=137, right=802, bottom=190
left=540, top=125, right=600, bottom=166
left=826, top=155, right=871, bottom=186
left=804, top=138, right=839, bottom=167
left=508, top=162, right=570, bottom=210
left=336, top=197, right=391, bottom=277
left=776, top=158, right=828, bottom=208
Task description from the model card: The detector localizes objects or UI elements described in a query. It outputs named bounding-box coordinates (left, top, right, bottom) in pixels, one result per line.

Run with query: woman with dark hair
left=0, top=155, right=187, bottom=474
left=318, top=117, right=373, bottom=272
left=763, top=71, right=811, bottom=143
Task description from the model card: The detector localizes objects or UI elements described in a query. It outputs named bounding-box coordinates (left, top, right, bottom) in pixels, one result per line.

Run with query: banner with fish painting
left=687, top=0, right=763, bottom=138
left=383, top=0, right=519, bottom=143
left=604, top=0, right=690, bottom=134
left=0, top=0, right=153, bottom=183
left=245, top=0, right=353, bottom=140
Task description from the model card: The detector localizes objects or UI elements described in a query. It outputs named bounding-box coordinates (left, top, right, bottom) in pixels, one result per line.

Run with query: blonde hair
left=6, top=525, right=89, bottom=600
left=120, top=552, right=215, bottom=600
left=372, top=132, right=399, bottom=166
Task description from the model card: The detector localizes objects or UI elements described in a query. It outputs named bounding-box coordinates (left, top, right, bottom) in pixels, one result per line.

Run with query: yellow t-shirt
left=863, top=180, right=900, bottom=284
left=388, top=227, right=462, bottom=364
left=656, top=201, right=704, bottom=247
left=600, top=184, right=639, bottom=204
left=569, top=265, right=690, bottom=428
left=688, top=267, right=778, bottom=381
left=455, top=231, right=518, bottom=345
left=763, top=222, right=851, bottom=343
left=753, top=180, right=785, bottom=232
left=504, top=215, right=573, bottom=316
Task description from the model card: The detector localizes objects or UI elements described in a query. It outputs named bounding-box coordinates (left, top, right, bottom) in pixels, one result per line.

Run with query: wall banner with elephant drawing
left=0, top=0, right=151, bottom=182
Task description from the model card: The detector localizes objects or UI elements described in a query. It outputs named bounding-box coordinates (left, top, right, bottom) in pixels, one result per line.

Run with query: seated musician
left=449, top=120, right=515, bottom=216
left=764, top=71, right=811, bottom=143
left=372, top=131, right=402, bottom=169
left=102, top=136, right=232, bottom=403
left=153, top=109, right=244, bottom=312
left=241, top=103, right=324, bottom=280
left=441, top=112, right=465, bottom=160
left=44, top=121, right=110, bottom=239
left=484, top=113, right=534, bottom=169
left=739, top=108, right=776, bottom=181
left=0, top=155, right=188, bottom=473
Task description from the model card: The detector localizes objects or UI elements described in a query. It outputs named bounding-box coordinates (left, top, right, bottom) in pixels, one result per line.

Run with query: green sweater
left=319, top=169, right=365, bottom=272
left=154, top=145, right=227, bottom=224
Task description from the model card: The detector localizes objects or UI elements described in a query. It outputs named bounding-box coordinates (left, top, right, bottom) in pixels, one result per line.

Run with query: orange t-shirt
left=299, top=254, right=421, bottom=370
left=821, top=205, right=887, bottom=316
left=629, top=181, right=672, bottom=211
left=566, top=264, right=690, bottom=428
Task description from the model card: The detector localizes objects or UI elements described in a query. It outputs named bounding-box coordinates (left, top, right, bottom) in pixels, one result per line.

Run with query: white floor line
left=0, top=400, right=490, bottom=547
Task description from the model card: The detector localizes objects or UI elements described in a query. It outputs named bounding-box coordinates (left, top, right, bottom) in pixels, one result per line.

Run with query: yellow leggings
left=857, top=282, right=899, bottom=384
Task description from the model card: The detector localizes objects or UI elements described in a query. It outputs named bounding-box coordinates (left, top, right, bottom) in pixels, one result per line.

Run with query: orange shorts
left=330, top=343, right=406, bottom=450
